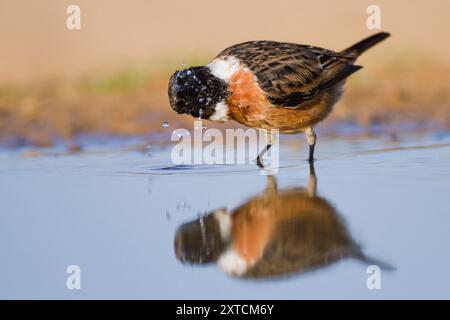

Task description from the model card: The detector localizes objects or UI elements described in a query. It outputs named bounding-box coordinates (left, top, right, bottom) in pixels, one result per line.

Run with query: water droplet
left=162, top=121, right=169, bottom=128
left=186, top=70, right=192, bottom=75
left=144, top=145, right=152, bottom=157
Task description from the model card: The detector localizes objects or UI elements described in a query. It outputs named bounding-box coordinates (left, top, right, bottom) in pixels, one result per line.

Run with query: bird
left=168, top=32, right=390, bottom=166
left=174, top=163, right=393, bottom=278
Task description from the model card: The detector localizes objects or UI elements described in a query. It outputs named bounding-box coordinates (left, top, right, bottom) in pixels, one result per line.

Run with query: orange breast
left=227, top=68, right=336, bottom=132
left=232, top=207, right=273, bottom=263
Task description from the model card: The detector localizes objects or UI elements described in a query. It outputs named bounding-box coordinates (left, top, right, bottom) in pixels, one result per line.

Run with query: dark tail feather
left=341, top=32, right=391, bottom=56
left=354, top=252, right=396, bottom=271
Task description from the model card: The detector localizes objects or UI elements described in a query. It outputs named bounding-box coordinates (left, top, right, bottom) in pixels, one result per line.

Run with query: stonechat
left=174, top=164, right=392, bottom=278
left=168, top=32, right=390, bottom=166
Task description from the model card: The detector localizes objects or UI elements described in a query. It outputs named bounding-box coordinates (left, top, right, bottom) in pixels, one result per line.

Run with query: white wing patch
left=207, top=56, right=241, bottom=83
left=213, top=209, right=232, bottom=241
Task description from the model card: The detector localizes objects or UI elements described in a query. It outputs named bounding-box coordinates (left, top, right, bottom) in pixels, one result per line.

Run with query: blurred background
left=1, top=0, right=449, bottom=148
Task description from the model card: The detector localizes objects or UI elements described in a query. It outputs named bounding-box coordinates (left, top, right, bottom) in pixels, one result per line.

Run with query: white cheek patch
left=207, top=56, right=241, bottom=83
left=209, top=100, right=229, bottom=122
left=217, top=248, right=249, bottom=276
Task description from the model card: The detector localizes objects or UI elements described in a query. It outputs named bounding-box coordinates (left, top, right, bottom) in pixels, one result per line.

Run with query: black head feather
left=168, top=66, right=228, bottom=119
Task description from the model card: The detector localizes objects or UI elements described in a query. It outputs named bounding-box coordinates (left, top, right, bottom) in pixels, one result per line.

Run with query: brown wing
left=216, top=41, right=361, bottom=108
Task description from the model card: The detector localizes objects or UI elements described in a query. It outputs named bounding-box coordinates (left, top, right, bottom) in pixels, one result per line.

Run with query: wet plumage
left=168, top=32, right=391, bottom=164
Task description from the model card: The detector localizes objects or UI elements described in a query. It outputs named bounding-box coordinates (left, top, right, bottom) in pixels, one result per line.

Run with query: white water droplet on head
left=162, top=121, right=169, bottom=128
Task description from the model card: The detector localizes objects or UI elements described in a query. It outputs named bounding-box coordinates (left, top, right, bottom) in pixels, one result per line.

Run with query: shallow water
left=1, top=132, right=450, bottom=299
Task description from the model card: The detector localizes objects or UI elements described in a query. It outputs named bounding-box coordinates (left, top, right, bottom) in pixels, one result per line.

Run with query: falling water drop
left=162, top=121, right=169, bottom=128
left=145, top=145, right=152, bottom=158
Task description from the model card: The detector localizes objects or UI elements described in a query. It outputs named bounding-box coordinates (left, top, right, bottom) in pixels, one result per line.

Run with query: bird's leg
left=307, top=161, right=317, bottom=197
left=256, top=144, right=272, bottom=168
left=256, top=130, right=274, bottom=168
left=265, top=175, right=278, bottom=194
left=305, top=127, right=317, bottom=163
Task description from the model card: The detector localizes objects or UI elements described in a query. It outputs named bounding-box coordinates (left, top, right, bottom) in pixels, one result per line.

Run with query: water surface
left=1, top=132, right=450, bottom=299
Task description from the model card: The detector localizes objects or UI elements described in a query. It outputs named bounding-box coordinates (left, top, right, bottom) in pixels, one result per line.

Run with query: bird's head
left=174, top=208, right=230, bottom=265
left=168, top=66, right=228, bottom=121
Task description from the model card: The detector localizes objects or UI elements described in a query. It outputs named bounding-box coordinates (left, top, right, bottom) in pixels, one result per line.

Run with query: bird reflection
left=174, top=164, right=388, bottom=279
